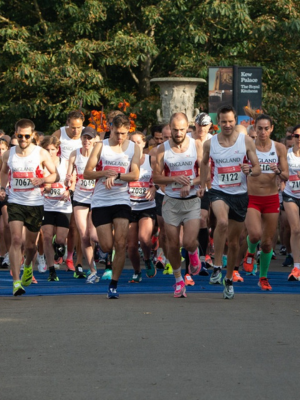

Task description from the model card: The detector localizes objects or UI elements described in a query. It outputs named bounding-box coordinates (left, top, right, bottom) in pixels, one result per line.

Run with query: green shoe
left=73, top=264, right=86, bottom=279
left=21, top=264, right=33, bottom=286
left=163, top=262, right=173, bottom=275
left=145, top=259, right=157, bottom=278
left=48, top=266, right=59, bottom=282
left=102, top=268, right=112, bottom=280
left=128, top=272, right=142, bottom=283
left=13, top=280, right=26, bottom=296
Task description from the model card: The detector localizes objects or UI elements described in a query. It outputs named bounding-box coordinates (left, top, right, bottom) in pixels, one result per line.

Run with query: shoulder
left=274, top=141, right=287, bottom=155
left=2, top=149, right=11, bottom=163
left=52, top=129, right=61, bottom=138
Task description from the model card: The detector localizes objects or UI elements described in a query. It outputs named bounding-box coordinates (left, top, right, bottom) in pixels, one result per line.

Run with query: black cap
left=81, top=127, right=97, bottom=138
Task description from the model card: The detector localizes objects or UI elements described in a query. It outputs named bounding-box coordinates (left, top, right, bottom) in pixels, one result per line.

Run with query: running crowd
left=0, top=105, right=299, bottom=299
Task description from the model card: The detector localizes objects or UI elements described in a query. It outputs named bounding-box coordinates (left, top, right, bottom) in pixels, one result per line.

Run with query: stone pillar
left=150, top=77, right=206, bottom=124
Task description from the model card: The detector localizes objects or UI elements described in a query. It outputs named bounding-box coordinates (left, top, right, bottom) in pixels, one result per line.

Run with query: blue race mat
left=1, top=269, right=300, bottom=296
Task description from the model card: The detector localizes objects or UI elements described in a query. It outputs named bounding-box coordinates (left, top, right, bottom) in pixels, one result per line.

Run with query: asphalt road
left=1, top=252, right=299, bottom=400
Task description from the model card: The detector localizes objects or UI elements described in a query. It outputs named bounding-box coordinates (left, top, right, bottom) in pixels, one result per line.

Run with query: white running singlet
left=129, top=154, right=155, bottom=211
left=256, top=140, right=278, bottom=174
left=91, top=139, right=135, bottom=208
left=284, top=147, right=300, bottom=198
left=73, top=148, right=95, bottom=204
left=210, top=133, right=248, bottom=195
left=7, top=146, right=44, bottom=206
left=59, top=127, right=82, bottom=161
left=164, top=137, right=198, bottom=199
left=44, top=159, right=72, bottom=213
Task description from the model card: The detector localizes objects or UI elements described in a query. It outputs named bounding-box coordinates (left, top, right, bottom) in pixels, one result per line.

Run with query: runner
left=282, top=124, right=300, bottom=281
left=84, top=115, right=140, bottom=299
left=243, top=114, right=288, bottom=290
left=0, top=119, right=58, bottom=296
left=40, top=136, right=73, bottom=282
left=66, top=127, right=100, bottom=283
left=199, top=105, right=260, bottom=299
left=127, top=131, right=156, bottom=282
left=153, top=112, right=203, bottom=298
left=53, top=110, right=84, bottom=271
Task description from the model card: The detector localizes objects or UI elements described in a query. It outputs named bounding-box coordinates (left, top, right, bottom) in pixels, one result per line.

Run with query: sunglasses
left=17, top=134, right=31, bottom=139
left=286, top=135, right=293, bottom=140
left=294, top=134, right=300, bottom=139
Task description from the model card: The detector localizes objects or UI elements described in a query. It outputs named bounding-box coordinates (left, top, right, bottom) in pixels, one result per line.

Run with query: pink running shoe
left=32, top=275, right=38, bottom=284
left=65, top=259, right=75, bottom=272
left=174, top=280, right=187, bottom=298
left=188, top=251, right=201, bottom=275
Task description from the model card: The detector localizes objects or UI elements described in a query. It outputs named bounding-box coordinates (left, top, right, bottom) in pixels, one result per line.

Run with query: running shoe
left=54, top=257, right=63, bottom=269
left=256, top=251, right=261, bottom=265
left=205, top=254, right=213, bottom=269
left=188, top=251, right=201, bottom=275
left=102, top=268, right=112, bottom=280
left=2, top=252, right=10, bottom=268
left=48, top=266, right=59, bottom=282
left=74, top=264, right=86, bottom=279
left=246, top=262, right=257, bottom=276
left=199, top=262, right=209, bottom=276
left=145, top=259, right=156, bottom=278
left=32, top=275, right=38, bottom=284
left=184, top=273, right=195, bottom=286
left=209, top=267, right=222, bottom=284
left=37, top=254, right=47, bottom=273
left=13, top=280, right=25, bottom=296
left=272, top=251, right=276, bottom=260
left=282, top=254, right=293, bottom=267
left=86, top=271, right=100, bottom=284
left=243, top=251, right=255, bottom=273
left=129, top=272, right=142, bottom=283
left=279, top=245, right=287, bottom=255
left=288, top=267, right=300, bottom=281
left=65, top=259, right=75, bottom=272
left=258, top=277, right=272, bottom=291
left=223, top=278, right=234, bottom=299
left=173, top=280, right=187, bottom=298
left=163, top=262, right=173, bottom=275
left=232, top=270, right=244, bottom=282
left=0, top=256, right=3, bottom=268
left=107, top=287, right=119, bottom=299
left=155, top=254, right=166, bottom=270
left=222, top=255, right=227, bottom=268
left=21, top=264, right=33, bottom=286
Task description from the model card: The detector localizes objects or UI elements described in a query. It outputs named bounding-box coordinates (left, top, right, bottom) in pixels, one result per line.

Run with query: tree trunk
left=138, top=55, right=152, bottom=98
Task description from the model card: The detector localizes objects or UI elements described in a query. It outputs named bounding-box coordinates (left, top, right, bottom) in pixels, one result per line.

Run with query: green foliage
left=0, top=0, right=300, bottom=136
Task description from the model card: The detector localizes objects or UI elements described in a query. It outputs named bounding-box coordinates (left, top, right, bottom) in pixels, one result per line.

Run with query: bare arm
left=65, top=150, right=76, bottom=187
left=275, top=142, right=289, bottom=181
left=52, top=129, right=61, bottom=138
left=199, top=140, right=211, bottom=193
left=193, top=139, right=203, bottom=186
left=242, top=135, right=261, bottom=177
left=84, top=142, right=116, bottom=180
left=36, top=148, right=59, bottom=185
left=0, top=150, right=10, bottom=200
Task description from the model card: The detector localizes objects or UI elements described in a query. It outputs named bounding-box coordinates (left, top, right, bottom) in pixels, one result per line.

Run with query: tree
left=1, top=0, right=300, bottom=134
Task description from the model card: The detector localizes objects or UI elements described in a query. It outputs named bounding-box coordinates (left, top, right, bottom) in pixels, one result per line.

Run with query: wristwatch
left=276, top=168, right=282, bottom=175
left=248, top=168, right=253, bottom=176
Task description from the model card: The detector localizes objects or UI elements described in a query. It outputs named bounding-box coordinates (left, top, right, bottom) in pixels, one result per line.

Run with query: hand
left=173, top=175, right=191, bottom=186
left=64, top=174, right=73, bottom=187
left=104, top=169, right=118, bottom=179
left=180, top=184, right=191, bottom=198
left=31, top=177, right=44, bottom=187
left=240, top=163, right=251, bottom=175
left=60, top=190, right=70, bottom=203
left=197, top=187, right=205, bottom=198
left=145, top=186, right=156, bottom=201
left=105, top=176, right=116, bottom=189
left=43, top=186, right=51, bottom=194
left=269, top=163, right=280, bottom=174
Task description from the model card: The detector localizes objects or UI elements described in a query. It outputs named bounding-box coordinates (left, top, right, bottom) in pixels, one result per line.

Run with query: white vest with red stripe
left=74, top=148, right=95, bottom=204
left=210, top=133, right=248, bottom=194
left=91, top=139, right=135, bottom=208
left=284, top=147, right=300, bottom=198
left=8, top=146, right=44, bottom=206
left=164, top=137, right=198, bottom=199
left=60, top=127, right=82, bottom=161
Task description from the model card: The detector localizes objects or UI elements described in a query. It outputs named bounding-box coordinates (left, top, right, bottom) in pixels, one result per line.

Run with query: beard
left=172, top=134, right=186, bottom=145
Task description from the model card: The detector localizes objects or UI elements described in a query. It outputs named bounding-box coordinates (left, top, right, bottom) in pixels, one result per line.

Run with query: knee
left=10, top=235, right=22, bottom=248
left=260, top=240, right=272, bottom=253
left=216, top=219, right=228, bottom=233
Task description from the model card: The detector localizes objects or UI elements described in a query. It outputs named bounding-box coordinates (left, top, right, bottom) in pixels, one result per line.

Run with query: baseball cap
left=195, top=113, right=212, bottom=126
left=81, top=127, right=97, bottom=138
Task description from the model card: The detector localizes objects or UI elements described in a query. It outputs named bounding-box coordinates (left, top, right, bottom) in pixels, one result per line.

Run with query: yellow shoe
left=21, top=264, right=33, bottom=287
left=163, top=263, right=173, bottom=275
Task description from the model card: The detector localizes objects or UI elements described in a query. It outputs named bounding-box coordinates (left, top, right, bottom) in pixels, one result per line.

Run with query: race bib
left=129, top=181, right=150, bottom=199
left=289, top=174, right=300, bottom=193
left=11, top=171, right=34, bottom=192
left=77, top=174, right=95, bottom=192
left=45, top=183, right=65, bottom=199
left=170, top=169, right=193, bottom=191
left=218, top=166, right=241, bottom=188
left=260, top=163, right=274, bottom=173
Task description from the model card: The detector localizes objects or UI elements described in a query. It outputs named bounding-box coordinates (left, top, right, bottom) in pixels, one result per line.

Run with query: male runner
left=243, top=114, right=288, bottom=290
left=153, top=112, right=203, bottom=298
left=0, top=119, right=58, bottom=296
left=84, top=115, right=140, bottom=299
left=199, top=105, right=260, bottom=299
